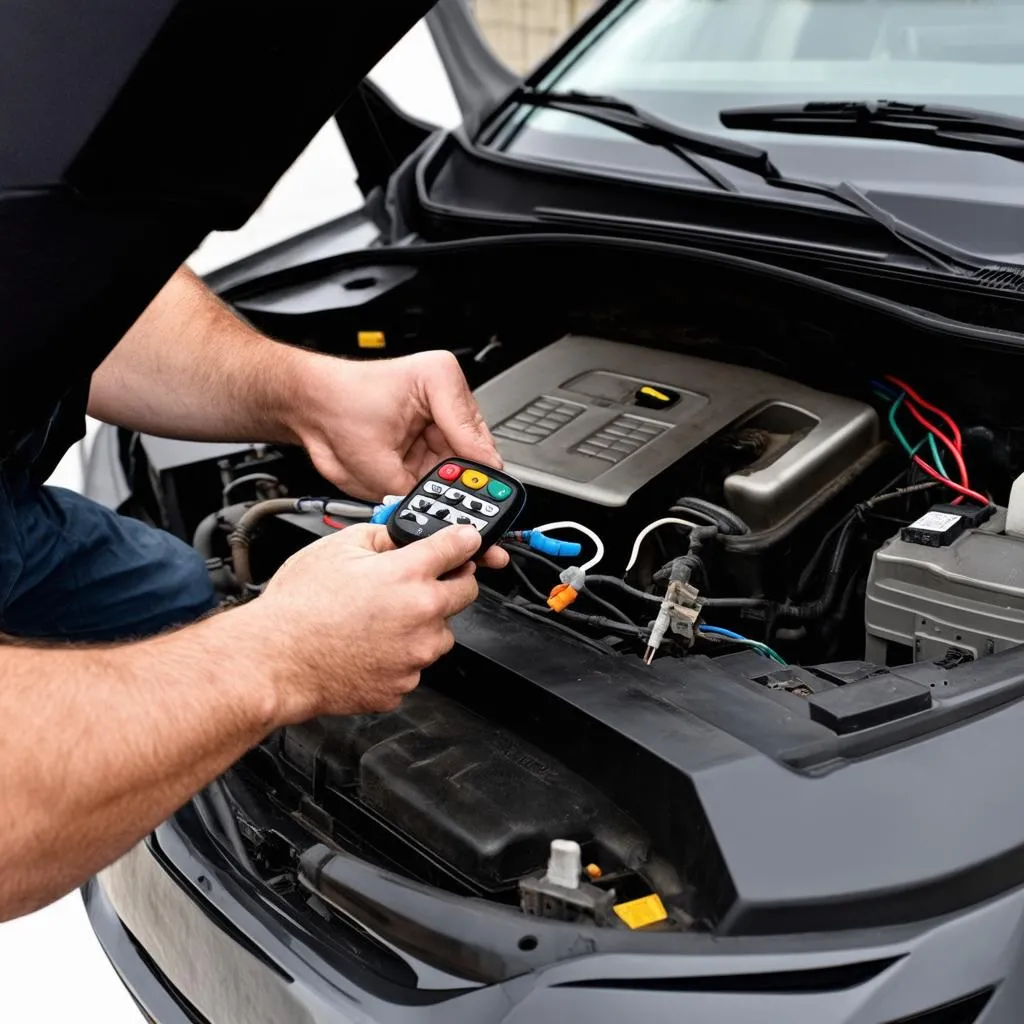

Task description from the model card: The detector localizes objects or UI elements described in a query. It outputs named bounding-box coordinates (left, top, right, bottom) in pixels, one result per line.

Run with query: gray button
left=589, top=436, right=611, bottom=448
left=611, top=440, right=635, bottom=453
left=576, top=444, right=600, bottom=456
left=494, top=427, right=537, bottom=444
left=452, top=511, right=487, bottom=531
left=423, top=481, right=447, bottom=495
left=604, top=426, right=629, bottom=438
left=463, top=496, right=500, bottom=517
left=525, top=425, right=550, bottom=436
left=536, top=418, right=560, bottom=430
left=444, top=488, right=469, bottom=502
left=410, top=495, right=434, bottom=511
left=595, top=449, right=622, bottom=462
left=628, top=431, right=650, bottom=442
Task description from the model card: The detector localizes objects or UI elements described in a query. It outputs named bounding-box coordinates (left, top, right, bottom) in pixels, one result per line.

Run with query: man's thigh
left=0, top=477, right=217, bottom=642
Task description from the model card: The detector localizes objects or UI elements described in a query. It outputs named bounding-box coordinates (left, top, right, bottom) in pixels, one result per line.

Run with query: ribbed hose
left=228, top=499, right=300, bottom=587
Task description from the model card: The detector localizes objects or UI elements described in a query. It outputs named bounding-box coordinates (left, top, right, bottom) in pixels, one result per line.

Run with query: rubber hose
left=229, top=498, right=300, bottom=587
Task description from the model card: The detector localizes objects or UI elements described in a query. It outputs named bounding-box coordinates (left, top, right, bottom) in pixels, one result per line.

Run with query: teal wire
left=887, top=393, right=947, bottom=477
left=927, top=433, right=949, bottom=479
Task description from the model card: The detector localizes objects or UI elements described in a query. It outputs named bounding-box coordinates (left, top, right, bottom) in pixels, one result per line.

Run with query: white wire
left=530, top=521, right=606, bottom=572
left=625, top=517, right=701, bottom=573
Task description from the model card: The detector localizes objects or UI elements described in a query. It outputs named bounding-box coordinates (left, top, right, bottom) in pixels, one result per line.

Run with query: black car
left=82, top=1, right=1024, bottom=1021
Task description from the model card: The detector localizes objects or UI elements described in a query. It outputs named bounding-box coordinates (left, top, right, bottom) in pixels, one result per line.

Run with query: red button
left=437, top=463, right=462, bottom=482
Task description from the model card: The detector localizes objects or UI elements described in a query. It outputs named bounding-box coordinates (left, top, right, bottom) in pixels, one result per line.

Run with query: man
left=0, top=264, right=509, bottom=921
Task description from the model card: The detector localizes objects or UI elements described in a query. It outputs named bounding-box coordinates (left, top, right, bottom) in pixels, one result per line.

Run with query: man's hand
left=289, top=350, right=502, bottom=500
left=246, top=523, right=489, bottom=723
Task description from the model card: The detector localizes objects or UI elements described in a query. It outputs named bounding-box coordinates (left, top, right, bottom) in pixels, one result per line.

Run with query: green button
left=486, top=479, right=513, bottom=501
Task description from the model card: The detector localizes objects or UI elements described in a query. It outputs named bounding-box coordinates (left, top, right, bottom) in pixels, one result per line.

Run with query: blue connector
left=370, top=502, right=400, bottom=525
left=510, top=529, right=582, bottom=558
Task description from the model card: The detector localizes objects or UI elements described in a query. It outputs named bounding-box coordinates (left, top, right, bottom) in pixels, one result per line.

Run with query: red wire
left=901, top=400, right=970, bottom=488
left=322, top=515, right=348, bottom=530
left=909, top=454, right=988, bottom=505
left=884, top=375, right=963, bottom=452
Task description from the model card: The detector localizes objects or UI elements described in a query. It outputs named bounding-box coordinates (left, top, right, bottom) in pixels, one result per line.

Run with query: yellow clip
left=639, top=385, right=670, bottom=403
left=357, top=331, right=386, bottom=350
left=613, top=893, right=668, bottom=930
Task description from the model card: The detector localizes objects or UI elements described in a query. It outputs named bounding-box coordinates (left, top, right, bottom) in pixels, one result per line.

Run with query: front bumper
left=85, top=811, right=1024, bottom=1024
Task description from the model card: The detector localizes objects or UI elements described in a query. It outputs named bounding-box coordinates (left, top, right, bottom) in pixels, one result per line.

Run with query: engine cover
left=474, top=336, right=877, bottom=530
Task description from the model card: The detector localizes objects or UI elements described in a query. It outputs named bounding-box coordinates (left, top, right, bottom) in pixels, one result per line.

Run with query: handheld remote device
left=387, top=460, right=526, bottom=555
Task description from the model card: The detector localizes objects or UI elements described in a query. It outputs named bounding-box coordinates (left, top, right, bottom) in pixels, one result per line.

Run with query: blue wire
left=699, top=624, right=749, bottom=642
left=870, top=378, right=898, bottom=398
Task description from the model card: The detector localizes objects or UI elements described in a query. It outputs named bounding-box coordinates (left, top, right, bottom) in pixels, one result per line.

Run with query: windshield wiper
left=720, top=100, right=1024, bottom=163
left=508, top=85, right=780, bottom=191
left=503, top=87, right=988, bottom=274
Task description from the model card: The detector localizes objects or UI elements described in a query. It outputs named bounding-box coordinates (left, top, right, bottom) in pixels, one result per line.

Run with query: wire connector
left=507, top=529, right=583, bottom=559
left=643, top=581, right=703, bottom=665
left=370, top=501, right=400, bottom=525
left=548, top=565, right=587, bottom=612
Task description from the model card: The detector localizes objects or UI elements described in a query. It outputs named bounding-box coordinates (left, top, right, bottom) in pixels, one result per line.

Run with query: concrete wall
left=471, top=0, right=598, bottom=73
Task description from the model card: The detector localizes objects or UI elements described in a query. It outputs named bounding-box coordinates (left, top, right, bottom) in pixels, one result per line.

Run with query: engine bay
left=124, top=261, right=1024, bottom=948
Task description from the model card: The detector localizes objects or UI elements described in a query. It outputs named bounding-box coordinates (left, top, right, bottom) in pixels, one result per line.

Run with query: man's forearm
left=0, top=607, right=283, bottom=922
left=88, top=266, right=309, bottom=443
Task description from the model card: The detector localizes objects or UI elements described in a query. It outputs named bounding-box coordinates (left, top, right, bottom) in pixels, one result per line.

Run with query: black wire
left=507, top=544, right=637, bottom=625
left=488, top=595, right=617, bottom=653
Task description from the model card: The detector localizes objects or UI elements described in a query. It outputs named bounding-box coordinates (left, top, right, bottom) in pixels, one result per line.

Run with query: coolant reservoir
left=1006, top=472, right=1024, bottom=537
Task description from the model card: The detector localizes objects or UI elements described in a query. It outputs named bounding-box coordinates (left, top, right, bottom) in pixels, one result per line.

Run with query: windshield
left=488, top=0, right=1024, bottom=181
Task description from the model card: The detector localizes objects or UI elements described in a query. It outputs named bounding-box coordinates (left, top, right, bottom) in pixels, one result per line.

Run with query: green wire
left=887, top=393, right=949, bottom=478
left=927, top=433, right=949, bottom=479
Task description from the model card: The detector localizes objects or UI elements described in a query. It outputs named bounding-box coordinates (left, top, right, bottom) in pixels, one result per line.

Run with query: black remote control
left=387, top=459, right=526, bottom=555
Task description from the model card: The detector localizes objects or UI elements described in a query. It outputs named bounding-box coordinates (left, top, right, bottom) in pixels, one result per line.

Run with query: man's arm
left=88, top=265, right=501, bottom=500
left=0, top=523, right=487, bottom=922
left=87, top=266, right=305, bottom=444
left=0, top=610, right=280, bottom=920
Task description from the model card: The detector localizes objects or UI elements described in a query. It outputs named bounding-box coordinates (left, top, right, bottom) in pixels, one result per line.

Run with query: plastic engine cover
left=281, top=689, right=642, bottom=892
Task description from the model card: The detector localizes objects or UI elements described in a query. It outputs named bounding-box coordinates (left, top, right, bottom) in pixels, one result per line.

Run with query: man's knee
left=1, top=483, right=218, bottom=641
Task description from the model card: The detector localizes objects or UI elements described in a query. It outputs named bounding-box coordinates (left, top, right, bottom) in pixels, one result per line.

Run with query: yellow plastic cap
left=613, top=893, right=668, bottom=930
left=357, top=331, right=386, bottom=349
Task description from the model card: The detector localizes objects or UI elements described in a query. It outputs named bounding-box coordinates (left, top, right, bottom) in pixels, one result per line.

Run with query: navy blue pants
left=0, top=465, right=218, bottom=642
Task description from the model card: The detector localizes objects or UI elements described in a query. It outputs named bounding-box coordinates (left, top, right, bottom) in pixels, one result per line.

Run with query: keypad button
left=463, top=497, right=500, bottom=517
left=438, top=463, right=462, bottom=482
left=460, top=469, right=488, bottom=490
left=399, top=509, right=428, bottom=525
left=423, top=481, right=447, bottom=496
left=452, top=512, right=487, bottom=530
left=445, top=487, right=469, bottom=503
left=430, top=504, right=451, bottom=521
left=410, top=495, right=433, bottom=512
left=486, top=479, right=513, bottom=501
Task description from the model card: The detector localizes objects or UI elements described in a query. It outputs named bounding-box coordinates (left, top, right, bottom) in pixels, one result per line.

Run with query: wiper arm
left=508, top=85, right=780, bottom=191
left=504, top=88, right=986, bottom=274
left=720, top=100, right=1024, bottom=163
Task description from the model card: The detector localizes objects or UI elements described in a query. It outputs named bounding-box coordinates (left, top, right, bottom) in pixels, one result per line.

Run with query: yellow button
left=639, top=385, right=669, bottom=402
left=613, top=893, right=668, bottom=930
left=460, top=469, right=489, bottom=490
left=357, top=331, right=386, bottom=349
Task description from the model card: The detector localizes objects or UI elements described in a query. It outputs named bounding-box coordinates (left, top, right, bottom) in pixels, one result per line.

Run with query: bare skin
left=0, top=267, right=511, bottom=920
left=88, top=266, right=504, bottom=500
left=0, top=524, right=486, bottom=922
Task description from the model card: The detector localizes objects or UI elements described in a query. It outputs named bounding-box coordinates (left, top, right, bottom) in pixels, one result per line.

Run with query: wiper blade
left=504, top=88, right=987, bottom=274
left=509, top=85, right=780, bottom=191
left=720, top=100, right=1024, bottom=162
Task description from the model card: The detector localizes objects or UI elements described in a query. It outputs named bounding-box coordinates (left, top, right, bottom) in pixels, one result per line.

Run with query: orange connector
left=547, top=583, right=579, bottom=612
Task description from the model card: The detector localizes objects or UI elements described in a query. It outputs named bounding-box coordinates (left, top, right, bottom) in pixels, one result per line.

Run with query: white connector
left=544, top=839, right=582, bottom=890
